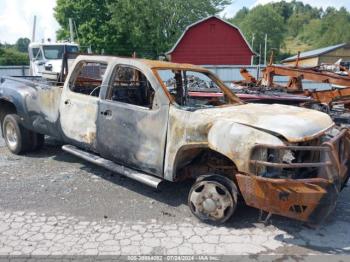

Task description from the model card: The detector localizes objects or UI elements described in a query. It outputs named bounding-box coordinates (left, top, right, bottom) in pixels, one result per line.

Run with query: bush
left=0, top=48, right=29, bottom=65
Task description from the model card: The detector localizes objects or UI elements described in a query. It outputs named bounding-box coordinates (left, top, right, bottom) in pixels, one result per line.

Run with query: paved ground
left=0, top=136, right=350, bottom=256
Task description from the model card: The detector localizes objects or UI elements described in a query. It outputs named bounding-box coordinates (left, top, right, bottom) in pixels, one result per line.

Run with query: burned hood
left=196, top=103, right=334, bottom=142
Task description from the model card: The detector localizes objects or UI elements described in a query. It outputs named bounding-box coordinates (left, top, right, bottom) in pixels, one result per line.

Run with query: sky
left=0, top=0, right=350, bottom=44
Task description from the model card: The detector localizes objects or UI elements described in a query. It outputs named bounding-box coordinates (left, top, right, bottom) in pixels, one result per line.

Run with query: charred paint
left=1, top=55, right=350, bottom=225
left=236, top=174, right=338, bottom=224
left=236, top=129, right=350, bottom=224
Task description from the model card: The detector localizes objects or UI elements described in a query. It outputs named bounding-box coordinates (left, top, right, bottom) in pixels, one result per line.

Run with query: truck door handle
left=64, top=99, right=71, bottom=105
left=101, top=110, right=112, bottom=116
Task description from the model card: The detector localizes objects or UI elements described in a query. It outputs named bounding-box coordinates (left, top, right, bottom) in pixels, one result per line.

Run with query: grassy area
left=282, top=37, right=313, bottom=56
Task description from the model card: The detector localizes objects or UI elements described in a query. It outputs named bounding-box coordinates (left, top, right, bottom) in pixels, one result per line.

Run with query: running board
left=62, top=145, right=162, bottom=189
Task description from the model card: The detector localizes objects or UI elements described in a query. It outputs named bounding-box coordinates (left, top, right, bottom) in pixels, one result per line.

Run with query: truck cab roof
left=73, top=55, right=207, bottom=71
left=29, top=42, right=79, bottom=48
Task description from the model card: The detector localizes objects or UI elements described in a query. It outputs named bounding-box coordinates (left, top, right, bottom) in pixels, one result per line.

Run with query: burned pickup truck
left=0, top=55, right=349, bottom=224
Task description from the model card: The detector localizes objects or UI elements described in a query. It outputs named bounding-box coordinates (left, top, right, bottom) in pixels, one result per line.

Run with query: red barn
left=166, top=16, right=255, bottom=65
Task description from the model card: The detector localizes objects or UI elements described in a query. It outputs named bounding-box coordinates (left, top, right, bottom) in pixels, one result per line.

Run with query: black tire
left=35, top=133, right=45, bottom=150
left=196, top=174, right=238, bottom=200
left=30, top=132, right=45, bottom=151
left=2, top=114, right=31, bottom=154
left=188, top=174, right=238, bottom=224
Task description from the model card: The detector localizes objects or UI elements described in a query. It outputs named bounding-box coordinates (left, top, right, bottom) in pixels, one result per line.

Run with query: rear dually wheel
left=2, top=114, right=31, bottom=154
left=2, top=114, right=44, bottom=154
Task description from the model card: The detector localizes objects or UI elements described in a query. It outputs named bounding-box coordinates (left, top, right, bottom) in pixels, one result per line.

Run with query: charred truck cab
left=0, top=55, right=349, bottom=225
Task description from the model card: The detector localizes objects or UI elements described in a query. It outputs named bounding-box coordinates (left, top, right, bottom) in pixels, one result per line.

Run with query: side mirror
left=35, top=61, right=45, bottom=66
left=45, top=64, right=53, bottom=71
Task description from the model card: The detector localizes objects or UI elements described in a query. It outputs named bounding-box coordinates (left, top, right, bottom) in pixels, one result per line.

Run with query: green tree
left=298, top=7, right=350, bottom=48
left=285, top=1, right=321, bottom=37
left=229, top=0, right=349, bottom=60
left=55, top=0, right=231, bottom=57
left=287, top=13, right=311, bottom=37
left=271, top=0, right=294, bottom=21
left=234, top=5, right=285, bottom=59
left=0, top=48, right=29, bottom=65
left=15, top=37, right=31, bottom=52
left=299, top=18, right=322, bottom=45
left=230, top=7, right=249, bottom=25
left=316, top=7, right=350, bottom=47
left=54, top=0, right=113, bottom=53
left=108, top=0, right=230, bottom=57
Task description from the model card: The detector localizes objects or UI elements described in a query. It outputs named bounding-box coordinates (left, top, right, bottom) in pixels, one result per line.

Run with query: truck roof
left=75, top=55, right=208, bottom=72
left=140, top=59, right=207, bottom=71
left=29, top=42, right=79, bottom=48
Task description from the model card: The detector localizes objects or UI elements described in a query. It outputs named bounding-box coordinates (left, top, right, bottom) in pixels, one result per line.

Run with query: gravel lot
left=0, top=135, right=349, bottom=256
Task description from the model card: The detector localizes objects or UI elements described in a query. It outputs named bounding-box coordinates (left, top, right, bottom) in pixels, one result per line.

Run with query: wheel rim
left=189, top=180, right=235, bottom=223
left=5, top=121, right=18, bottom=149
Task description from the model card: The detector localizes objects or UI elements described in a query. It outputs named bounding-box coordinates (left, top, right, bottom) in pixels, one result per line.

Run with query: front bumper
left=236, top=128, right=350, bottom=224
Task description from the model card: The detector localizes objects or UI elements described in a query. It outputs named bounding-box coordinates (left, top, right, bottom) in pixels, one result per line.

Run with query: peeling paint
left=1, top=55, right=349, bottom=224
left=25, top=85, right=62, bottom=123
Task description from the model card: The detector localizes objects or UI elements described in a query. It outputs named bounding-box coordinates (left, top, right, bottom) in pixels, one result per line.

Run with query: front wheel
left=188, top=175, right=237, bottom=224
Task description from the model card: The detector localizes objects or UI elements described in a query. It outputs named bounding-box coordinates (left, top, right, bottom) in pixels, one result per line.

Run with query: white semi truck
left=28, top=41, right=79, bottom=77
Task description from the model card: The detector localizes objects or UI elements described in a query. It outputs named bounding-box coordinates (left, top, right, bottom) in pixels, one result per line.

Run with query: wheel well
left=0, top=99, right=17, bottom=135
left=174, top=147, right=238, bottom=182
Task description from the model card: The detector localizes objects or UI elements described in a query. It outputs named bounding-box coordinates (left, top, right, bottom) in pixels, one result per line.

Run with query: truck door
left=29, top=47, right=45, bottom=76
left=59, top=60, right=108, bottom=150
left=97, top=64, right=169, bottom=177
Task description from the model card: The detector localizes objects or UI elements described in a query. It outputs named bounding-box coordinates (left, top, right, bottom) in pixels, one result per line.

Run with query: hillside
left=229, top=0, right=350, bottom=62
left=282, top=36, right=313, bottom=55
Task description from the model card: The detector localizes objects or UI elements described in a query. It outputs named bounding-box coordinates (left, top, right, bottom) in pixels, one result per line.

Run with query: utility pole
left=73, top=20, right=80, bottom=43
left=69, top=18, right=74, bottom=43
left=264, top=34, right=268, bottom=65
left=257, top=44, right=262, bottom=80
left=251, top=33, right=255, bottom=65
left=32, top=16, right=37, bottom=42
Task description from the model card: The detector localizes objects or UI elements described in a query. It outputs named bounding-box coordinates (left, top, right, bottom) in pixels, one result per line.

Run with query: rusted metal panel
left=323, top=129, right=350, bottom=186
left=234, top=68, right=257, bottom=85
left=236, top=174, right=338, bottom=224
left=262, top=65, right=350, bottom=89
left=144, top=60, right=207, bottom=71
left=237, top=128, right=350, bottom=224
left=235, top=63, right=350, bottom=109
left=305, top=88, right=350, bottom=106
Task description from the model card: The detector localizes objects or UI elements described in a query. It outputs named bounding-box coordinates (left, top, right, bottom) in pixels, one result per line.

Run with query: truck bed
left=0, top=75, right=64, bottom=88
left=0, top=76, right=64, bottom=138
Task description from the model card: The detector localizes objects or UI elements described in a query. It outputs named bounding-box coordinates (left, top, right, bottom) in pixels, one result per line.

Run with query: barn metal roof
left=282, top=43, right=347, bottom=62
left=165, top=15, right=255, bottom=55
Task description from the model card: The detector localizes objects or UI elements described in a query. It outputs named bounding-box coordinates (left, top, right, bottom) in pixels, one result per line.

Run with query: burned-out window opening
left=156, top=69, right=237, bottom=109
left=69, top=62, right=107, bottom=97
left=106, top=65, right=155, bottom=108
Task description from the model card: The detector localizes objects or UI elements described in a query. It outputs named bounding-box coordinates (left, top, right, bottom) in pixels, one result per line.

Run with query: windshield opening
left=156, top=69, right=240, bottom=109
left=31, top=48, right=42, bottom=60
left=43, top=45, right=79, bottom=60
